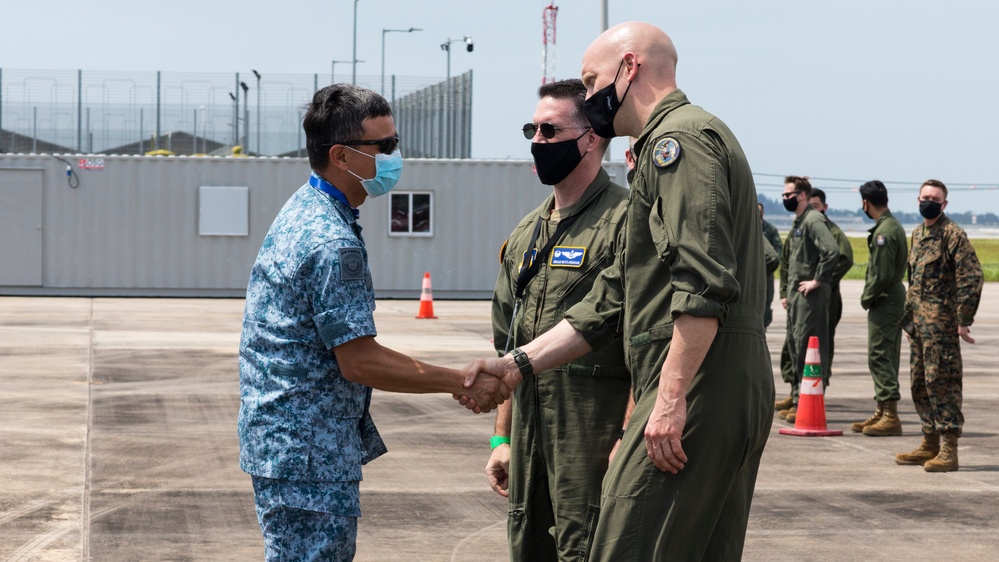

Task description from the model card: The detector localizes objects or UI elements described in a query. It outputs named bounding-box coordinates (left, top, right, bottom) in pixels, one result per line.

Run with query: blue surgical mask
left=346, top=147, right=403, bottom=198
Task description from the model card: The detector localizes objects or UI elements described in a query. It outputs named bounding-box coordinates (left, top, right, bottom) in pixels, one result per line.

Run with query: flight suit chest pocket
left=648, top=195, right=676, bottom=263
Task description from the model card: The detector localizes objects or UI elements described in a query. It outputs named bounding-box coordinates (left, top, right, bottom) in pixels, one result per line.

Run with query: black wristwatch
left=511, top=347, right=534, bottom=377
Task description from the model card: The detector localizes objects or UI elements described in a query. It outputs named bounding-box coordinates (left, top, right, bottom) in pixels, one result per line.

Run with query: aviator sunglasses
left=326, top=135, right=400, bottom=155
left=522, top=122, right=591, bottom=140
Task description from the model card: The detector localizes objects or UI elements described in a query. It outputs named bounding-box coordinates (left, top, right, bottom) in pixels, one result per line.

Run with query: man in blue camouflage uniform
left=895, top=179, right=983, bottom=472
left=239, top=84, right=509, bottom=561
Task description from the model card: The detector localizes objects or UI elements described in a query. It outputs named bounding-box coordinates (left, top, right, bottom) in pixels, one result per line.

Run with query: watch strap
left=511, top=347, right=534, bottom=377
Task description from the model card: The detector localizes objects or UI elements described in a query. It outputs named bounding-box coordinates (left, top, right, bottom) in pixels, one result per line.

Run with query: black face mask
left=582, top=59, right=634, bottom=138
left=531, top=132, right=587, bottom=185
left=863, top=201, right=873, bottom=220
left=919, top=200, right=943, bottom=220
left=782, top=196, right=799, bottom=212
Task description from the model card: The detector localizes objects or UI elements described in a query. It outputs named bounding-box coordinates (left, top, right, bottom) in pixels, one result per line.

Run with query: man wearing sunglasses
left=464, top=22, right=774, bottom=560
left=238, top=83, right=511, bottom=561
left=778, top=176, right=840, bottom=424
left=486, top=79, right=631, bottom=562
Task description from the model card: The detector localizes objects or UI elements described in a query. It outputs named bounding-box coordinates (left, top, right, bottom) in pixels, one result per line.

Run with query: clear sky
left=2, top=0, right=997, bottom=213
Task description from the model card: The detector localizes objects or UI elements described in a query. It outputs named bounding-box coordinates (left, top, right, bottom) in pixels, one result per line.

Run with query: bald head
left=585, top=22, right=677, bottom=85
left=581, top=22, right=679, bottom=138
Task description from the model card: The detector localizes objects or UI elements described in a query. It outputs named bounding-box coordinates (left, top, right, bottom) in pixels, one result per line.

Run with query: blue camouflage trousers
left=252, top=476, right=361, bottom=562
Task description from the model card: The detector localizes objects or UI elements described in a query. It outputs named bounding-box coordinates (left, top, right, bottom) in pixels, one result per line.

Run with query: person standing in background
left=850, top=180, right=907, bottom=437
left=895, top=179, right=983, bottom=472
left=808, top=188, right=854, bottom=379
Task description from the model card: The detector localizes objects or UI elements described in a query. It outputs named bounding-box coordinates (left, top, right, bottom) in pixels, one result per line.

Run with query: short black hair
left=303, top=84, right=392, bottom=171
left=537, top=78, right=608, bottom=153
left=811, top=188, right=827, bottom=205
left=859, top=180, right=889, bottom=207
left=538, top=79, right=587, bottom=120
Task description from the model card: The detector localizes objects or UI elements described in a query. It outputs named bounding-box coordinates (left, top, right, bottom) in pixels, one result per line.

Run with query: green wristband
left=490, top=435, right=511, bottom=449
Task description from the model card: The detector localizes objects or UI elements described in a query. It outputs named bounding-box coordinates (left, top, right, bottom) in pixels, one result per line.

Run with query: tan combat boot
left=895, top=432, right=940, bottom=465
left=785, top=408, right=797, bottom=424
left=924, top=432, right=959, bottom=472
left=851, top=402, right=884, bottom=433
left=863, top=401, right=902, bottom=436
left=779, top=406, right=796, bottom=420
left=775, top=395, right=794, bottom=411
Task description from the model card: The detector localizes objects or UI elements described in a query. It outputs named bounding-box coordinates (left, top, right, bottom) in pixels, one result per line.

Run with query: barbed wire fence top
left=0, top=68, right=455, bottom=157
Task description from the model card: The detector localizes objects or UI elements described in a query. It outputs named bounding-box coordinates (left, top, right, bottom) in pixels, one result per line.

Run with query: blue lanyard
left=309, top=172, right=359, bottom=219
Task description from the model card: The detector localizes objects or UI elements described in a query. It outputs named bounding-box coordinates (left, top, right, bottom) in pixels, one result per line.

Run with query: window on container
left=390, top=191, right=433, bottom=236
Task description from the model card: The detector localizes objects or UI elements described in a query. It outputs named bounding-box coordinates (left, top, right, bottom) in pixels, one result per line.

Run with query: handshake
left=453, top=355, right=525, bottom=414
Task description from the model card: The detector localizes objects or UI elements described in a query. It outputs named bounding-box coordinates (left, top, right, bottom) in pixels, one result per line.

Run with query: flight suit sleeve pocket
left=648, top=196, right=677, bottom=263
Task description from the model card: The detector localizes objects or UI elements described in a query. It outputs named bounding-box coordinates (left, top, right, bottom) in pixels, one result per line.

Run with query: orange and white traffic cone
left=779, top=336, right=842, bottom=437
left=415, top=272, right=437, bottom=319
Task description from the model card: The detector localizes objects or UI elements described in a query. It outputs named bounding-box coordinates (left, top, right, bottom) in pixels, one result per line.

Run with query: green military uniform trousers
left=786, top=284, right=831, bottom=401
left=507, top=365, right=629, bottom=561
left=867, top=288, right=905, bottom=402
left=828, top=281, right=843, bottom=374
left=587, top=329, right=773, bottom=561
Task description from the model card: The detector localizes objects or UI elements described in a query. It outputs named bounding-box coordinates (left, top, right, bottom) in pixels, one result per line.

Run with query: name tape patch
left=549, top=246, right=586, bottom=268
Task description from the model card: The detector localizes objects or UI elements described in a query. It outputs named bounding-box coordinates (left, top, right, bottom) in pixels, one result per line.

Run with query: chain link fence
left=0, top=68, right=471, bottom=158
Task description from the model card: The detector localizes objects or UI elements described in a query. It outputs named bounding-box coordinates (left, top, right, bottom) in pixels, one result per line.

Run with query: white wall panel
left=0, top=154, right=626, bottom=298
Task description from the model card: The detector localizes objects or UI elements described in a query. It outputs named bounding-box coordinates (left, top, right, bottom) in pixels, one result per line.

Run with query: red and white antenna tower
left=542, top=3, right=558, bottom=84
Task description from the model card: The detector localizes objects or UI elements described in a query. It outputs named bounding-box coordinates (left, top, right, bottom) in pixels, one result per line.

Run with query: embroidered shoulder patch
left=338, top=247, right=365, bottom=281
left=876, top=234, right=886, bottom=246
left=653, top=137, right=681, bottom=168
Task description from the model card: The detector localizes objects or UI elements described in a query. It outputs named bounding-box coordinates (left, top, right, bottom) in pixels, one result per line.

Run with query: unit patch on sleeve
left=549, top=246, right=586, bottom=268
left=876, top=234, right=886, bottom=246
left=338, top=247, right=365, bottom=281
left=519, top=249, right=538, bottom=270
left=653, top=137, right=681, bottom=168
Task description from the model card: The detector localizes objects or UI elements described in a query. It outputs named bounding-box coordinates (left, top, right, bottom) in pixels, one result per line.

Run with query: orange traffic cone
left=779, top=336, right=842, bottom=437
left=415, top=272, right=437, bottom=319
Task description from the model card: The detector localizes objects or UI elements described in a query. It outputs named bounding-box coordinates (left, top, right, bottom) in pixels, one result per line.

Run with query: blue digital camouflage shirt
left=238, top=179, right=388, bottom=511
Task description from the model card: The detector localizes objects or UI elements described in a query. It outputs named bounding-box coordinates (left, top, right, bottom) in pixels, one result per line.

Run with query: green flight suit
left=860, top=210, right=907, bottom=402
left=492, top=168, right=630, bottom=562
left=778, top=215, right=850, bottom=388
left=761, top=220, right=782, bottom=328
left=564, top=90, right=773, bottom=561
left=782, top=206, right=839, bottom=402
left=825, top=216, right=854, bottom=375
left=903, top=215, right=983, bottom=436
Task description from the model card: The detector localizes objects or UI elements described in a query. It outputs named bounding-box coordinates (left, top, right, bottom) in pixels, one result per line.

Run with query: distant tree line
left=758, top=194, right=999, bottom=226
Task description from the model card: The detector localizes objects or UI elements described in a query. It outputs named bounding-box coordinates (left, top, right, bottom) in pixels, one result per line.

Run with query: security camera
left=465, top=36, right=474, bottom=52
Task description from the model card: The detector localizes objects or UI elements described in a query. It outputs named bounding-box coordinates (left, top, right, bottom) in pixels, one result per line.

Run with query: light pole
left=239, top=81, right=249, bottom=152
left=381, top=27, right=421, bottom=96
left=252, top=70, right=261, bottom=156
left=199, top=105, right=206, bottom=154
left=440, top=35, right=474, bottom=158
left=228, top=92, right=237, bottom=146
left=352, top=0, right=360, bottom=84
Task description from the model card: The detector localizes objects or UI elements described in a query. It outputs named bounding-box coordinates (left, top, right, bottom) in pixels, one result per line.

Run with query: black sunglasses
left=782, top=191, right=801, bottom=199
left=522, top=122, right=591, bottom=140
left=329, top=135, right=400, bottom=155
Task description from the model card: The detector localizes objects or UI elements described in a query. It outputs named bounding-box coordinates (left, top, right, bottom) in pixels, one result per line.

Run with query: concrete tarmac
left=1, top=280, right=998, bottom=561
